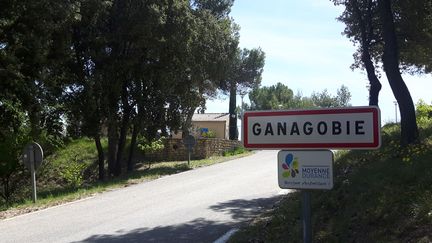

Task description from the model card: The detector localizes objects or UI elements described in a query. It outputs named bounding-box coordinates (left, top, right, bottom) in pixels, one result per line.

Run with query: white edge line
left=2, top=196, right=95, bottom=222
left=214, top=228, right=239, bottom=243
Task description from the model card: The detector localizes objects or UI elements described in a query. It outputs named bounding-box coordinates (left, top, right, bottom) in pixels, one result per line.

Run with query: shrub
left=59, top=155, right=87, bottom=189
left=0, top=100, right=30, bottom=205
left=138, top=137, right=165, bottom=154
left=201, top=130, right=217, bottom=138
left=223, top=146, right=246, bottom=156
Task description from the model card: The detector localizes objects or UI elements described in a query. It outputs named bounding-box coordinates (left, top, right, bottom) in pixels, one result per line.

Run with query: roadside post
left=242, top=106, right=381, bottom=242
left=183, top=135, right=196, bottom=166
left=22, top=142, right=44, bottom=203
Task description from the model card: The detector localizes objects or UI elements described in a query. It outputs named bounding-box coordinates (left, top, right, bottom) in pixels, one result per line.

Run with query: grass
left=229, top=122, right=432, bottom=242
left=0, top=139, right=252, bottom=219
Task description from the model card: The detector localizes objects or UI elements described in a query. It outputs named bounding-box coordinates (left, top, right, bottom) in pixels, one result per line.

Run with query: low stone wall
left=144, top=138, right=242, bottom=161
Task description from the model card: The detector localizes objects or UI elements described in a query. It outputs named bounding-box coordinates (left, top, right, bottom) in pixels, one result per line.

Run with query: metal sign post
left=183, top=135, right=196, bottom=166
left=22, top=142, right=43, bottom=203
left=302, top=191, right=312, bottom=243
left=29, top=146, right=37, bottom=203
left=277, top=150, right=334, bottom=242
left=243, top=107, right=382, bottom=242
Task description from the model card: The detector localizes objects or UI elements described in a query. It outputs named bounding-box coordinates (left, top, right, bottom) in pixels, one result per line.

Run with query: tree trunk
left=379, top=0, right=418, bottom=145
left=364, top=55, right=382, bottom=106
left=114, top=82, right=131, bottom=176
left=352, top=0, right=382, bottom=106
left=182, top=107, right=195, bottom=137
left=94, top=134, right=105, bottom=181
left=229, top=83, right=238, bottom=140
left=107, top=118, right=118, bottom=176
left=127, top=121, right=139, bottom=172
left=29, top=102, right=41, bottom=139
left=115, top=109, right=130, bottom=176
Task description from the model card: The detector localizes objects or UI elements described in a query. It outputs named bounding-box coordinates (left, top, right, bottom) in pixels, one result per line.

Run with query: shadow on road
left=77, top=196, right=282, bottom=243
left=77, top=218, right=230, bottom=243
left=209, top=196, right=282, bottom=221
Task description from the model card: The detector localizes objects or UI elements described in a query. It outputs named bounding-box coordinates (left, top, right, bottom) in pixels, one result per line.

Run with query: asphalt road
left=0, top=150, right=289, bottom=243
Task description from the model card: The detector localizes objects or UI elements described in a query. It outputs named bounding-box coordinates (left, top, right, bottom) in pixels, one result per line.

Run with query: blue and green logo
left=282, top=153, right=299, bottom=178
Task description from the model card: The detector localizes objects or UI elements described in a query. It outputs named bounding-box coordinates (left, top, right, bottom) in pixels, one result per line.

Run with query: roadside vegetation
left=0, top=138, right=251, bottom=219
left=229, top=101, right=432, bottom=242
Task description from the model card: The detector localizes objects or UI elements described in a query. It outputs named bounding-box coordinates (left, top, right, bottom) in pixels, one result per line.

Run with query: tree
left=0, top=0, right=72, bottom=140
left=0, top=99, right=29, bottom=204
left=336, top=85, right=352, bottom=107
left=249, top=82, right=295, bottom=110
left=333, top=0, right=427, bottom=145
left=1, top=0, right=248, bottom=180
left=335, top=0, right=382, bottom=106
left=311, top=85, right=351, bottom=108
left=223, top=48, right=265, bottom=140
left=379, top=0, right=418, bottom=145
left=249, top=83, right=351, bottom=110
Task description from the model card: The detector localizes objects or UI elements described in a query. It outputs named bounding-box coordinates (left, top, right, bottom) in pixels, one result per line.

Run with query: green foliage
left=335, top=0, right=432, bottom=74
left=44, top=138, right=103, bottom=189
left=0, top=99, right=30, bottom=204
left=248, top=83, right=351, bottom=110
left=138, top=137, right=165, bottom=154
left=200, top=130, right=217, bottom=138
left=59, top=158, right=87, bottom=189
left=249, top=82, right=295, bottom=110
left=416, top=99, right=432, bottom=126
left=311, top=85, right=351, bottom=108
left=223, top=146, right=246, bottom=156
left=231, top=121, right=432, bottom=242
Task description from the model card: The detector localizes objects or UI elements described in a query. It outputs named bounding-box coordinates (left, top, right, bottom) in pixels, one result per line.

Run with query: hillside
left=230, top=121, right=432, bottom=242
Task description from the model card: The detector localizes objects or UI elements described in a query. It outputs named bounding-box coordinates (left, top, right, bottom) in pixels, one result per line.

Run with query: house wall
left=192, top=121, right=227, bottom=139
left=171, top=121, right=227, bottom=139
left=144, top=138, right=242, bottom=161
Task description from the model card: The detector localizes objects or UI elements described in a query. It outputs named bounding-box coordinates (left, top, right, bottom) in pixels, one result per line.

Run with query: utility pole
left=393, top=101, right=398, bottom=123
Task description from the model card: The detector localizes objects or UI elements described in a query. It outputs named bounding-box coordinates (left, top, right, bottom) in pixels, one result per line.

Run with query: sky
left=205, top=0, right=431, bottom=124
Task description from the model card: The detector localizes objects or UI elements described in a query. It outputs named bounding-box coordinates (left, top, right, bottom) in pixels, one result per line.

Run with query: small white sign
left=278, top=150, right=333, bottom=190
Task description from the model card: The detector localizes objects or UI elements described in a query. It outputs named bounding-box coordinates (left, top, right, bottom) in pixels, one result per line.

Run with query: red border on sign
left=243, top=106, right=381, bottom=149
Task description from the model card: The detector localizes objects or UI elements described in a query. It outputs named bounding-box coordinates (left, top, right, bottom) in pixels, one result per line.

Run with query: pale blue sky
left=206, top=0, right=431, bottom=124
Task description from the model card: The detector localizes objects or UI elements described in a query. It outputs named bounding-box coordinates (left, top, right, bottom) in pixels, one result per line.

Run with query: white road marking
left=214, top=228, right=239, bottom=243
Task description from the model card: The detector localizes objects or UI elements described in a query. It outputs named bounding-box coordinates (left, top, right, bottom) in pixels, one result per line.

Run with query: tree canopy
left=0, top=0, right=252, bottom=182
left=248, top=83, right=351, bottom=111
left=333, top=0, right=428, bottom=145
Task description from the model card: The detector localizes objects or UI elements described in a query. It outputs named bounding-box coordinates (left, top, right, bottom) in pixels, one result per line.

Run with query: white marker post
left=242, top=107, right=381, bottom=242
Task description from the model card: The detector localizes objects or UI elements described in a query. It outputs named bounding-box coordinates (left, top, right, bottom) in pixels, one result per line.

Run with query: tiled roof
left=192, top=113, right=230, bottom=122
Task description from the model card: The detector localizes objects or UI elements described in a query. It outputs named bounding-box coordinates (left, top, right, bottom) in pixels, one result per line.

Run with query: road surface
left=0, top=150, right=288, bottom=242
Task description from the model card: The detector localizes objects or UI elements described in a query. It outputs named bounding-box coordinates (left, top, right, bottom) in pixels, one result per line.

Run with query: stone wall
left=144, top=138, right=242, bottom=161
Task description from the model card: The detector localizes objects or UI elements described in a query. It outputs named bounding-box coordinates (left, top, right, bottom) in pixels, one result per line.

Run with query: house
left=172, top=113, right=231, bottom=139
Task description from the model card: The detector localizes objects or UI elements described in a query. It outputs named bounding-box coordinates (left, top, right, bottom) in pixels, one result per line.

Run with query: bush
left=0, top=100, right=30, bottom=205
left=201, top=130, right=217, bottom=138
left=45, top=138, right=100, bottom=189
left=59, top=155, right=88, bottom=189
left=223, top=146, right=247, bottom=156
left=138, top=137, right=165, bottom=154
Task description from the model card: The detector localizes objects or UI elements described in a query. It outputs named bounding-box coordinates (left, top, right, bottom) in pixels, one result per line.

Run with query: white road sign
left=278, top=150, right=333, bottom=190
left=242, top=106, right=381, bottom=149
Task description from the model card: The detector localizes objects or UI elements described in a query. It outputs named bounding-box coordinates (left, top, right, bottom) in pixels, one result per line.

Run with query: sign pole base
left=188, top=151, right=191, bottom=167
left=302, top=190, right=311, bottom=243
left=29, top=148, right=37, bottom=203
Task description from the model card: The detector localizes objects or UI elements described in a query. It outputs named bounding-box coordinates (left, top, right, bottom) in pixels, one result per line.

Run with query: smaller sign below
left=278, top=150, right=333, bottom=190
